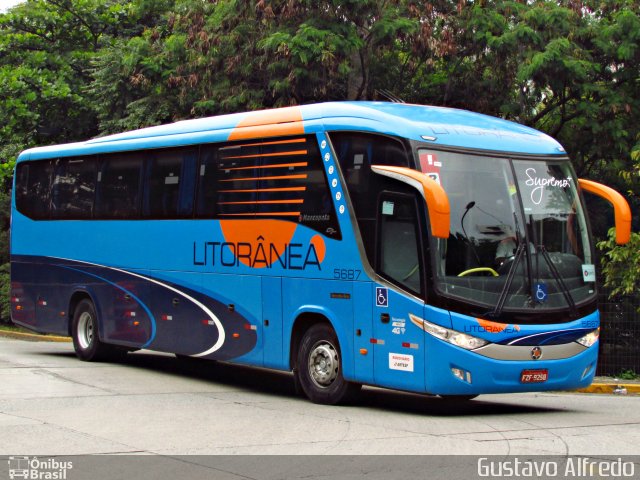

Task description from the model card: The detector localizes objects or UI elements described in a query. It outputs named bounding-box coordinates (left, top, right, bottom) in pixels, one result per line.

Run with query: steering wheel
left=403, top=264, right=419, bottom=281
left=458, top=267, right=499, bottom=277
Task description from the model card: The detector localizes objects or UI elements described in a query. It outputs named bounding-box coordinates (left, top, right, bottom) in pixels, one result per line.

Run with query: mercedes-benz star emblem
left=531, top=346, right=542, bottom=360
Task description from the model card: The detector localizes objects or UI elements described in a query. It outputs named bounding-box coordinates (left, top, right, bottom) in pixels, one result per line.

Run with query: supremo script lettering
left=524, top=167, right=571, bottom=205
left=193, top=240, right=322, bottom=270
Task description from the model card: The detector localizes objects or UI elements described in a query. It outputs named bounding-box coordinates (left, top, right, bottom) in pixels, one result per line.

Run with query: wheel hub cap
left=308, top=341, right=339, bottom=388
left=77, top=312, right=94, bottom=350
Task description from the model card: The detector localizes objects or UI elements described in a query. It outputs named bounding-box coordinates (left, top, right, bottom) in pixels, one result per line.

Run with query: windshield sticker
left=534, top=282, right=548, bottom=303
left=419, top=151, right=442, bottom=185
left=382, top=201, right=394, bottom=216
left=524, top=167, right=572, bottom=205
left=582, top=264, right=596, bottom=283
left=426, top=172, right=440, bottom=185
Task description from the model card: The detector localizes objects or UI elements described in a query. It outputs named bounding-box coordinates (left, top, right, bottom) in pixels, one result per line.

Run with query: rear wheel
left=296, top=323, right=361, bottom=405
left=72, top=299, right=115, bottom=361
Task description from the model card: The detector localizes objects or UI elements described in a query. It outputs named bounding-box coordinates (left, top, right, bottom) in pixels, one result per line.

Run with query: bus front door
left=371, top=192, right=426, bottom=392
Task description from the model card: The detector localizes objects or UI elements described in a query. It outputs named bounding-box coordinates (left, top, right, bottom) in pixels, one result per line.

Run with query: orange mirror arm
left=371, top=165, right=450, bottom=239
left=579, top=179, right=632, bottom=245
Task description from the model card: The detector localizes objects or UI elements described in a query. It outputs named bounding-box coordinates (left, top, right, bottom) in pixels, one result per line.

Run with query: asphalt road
left=1, top=337, right=640, bottom=457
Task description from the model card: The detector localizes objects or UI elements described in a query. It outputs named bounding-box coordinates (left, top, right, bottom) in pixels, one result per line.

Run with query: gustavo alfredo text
left=478, top=457, right=635, bottom=477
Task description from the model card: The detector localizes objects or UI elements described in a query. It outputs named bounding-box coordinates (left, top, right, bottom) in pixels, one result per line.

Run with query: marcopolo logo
left=8, top=457, right=73, bottom=480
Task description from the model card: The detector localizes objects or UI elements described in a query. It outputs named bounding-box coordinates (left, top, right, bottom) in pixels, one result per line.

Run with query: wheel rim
left=77, top=311, right=94, bottom=350
left=308, top=340, right=339, bottom=388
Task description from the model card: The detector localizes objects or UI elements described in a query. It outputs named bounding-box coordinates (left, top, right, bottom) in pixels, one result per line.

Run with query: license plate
left=520, top=369, right=548, bottom=383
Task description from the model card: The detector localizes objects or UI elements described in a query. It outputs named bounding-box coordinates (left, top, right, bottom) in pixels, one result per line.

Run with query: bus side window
left=51, top=158, right=96, bottom=219
left=258, top=135, right=340, bottom=237
left=377, top=193, right=423, bottom=296
left=196, top=141, right=261, bottom=218
left=95, top=154, right=143, bottom=219
left=329, top=132, right=412, bottom=266
left=144, top=148, right=197, bottom=218
left=196, top=136, right=340, bottom=237
left=15, top=160, right=53, bottom=220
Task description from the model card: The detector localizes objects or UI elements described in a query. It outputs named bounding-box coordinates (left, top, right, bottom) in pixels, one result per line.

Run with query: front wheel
left=72, top=299, right=115, bottom=361
left=296, top=324, right=361, bottom=405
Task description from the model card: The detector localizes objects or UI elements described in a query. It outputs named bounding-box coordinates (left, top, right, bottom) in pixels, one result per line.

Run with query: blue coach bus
left=10, top=102, right=631, bottom=404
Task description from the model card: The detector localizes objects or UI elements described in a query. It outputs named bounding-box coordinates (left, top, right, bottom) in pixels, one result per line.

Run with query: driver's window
left=377, top=193, right=423, bottom=296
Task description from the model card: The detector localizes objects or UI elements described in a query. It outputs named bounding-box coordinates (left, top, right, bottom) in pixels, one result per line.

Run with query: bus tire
left=296, top=323, right=361, bottom=405
left=71, top=299, right=113, bottom=362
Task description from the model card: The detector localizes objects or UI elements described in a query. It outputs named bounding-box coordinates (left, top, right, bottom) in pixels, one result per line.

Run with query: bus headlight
left=576, top=328, right=600, bottom=348
left=448, top=332, right=489, bottom=350
left=409, top=313, right=488, bottom=350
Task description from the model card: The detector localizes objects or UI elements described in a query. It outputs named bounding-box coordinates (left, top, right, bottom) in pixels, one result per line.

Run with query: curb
left=0, top=329, right=71, bottom=343
left=574, top=383, right=640, bottom=395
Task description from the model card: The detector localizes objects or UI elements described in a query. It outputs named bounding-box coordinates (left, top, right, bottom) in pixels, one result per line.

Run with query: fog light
left=581, top=364, right=594, bottom=379
left=451, top=367, right=472, bottom=384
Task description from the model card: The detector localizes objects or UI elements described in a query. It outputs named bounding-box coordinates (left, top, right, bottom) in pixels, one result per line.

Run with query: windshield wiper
left=487, top=243, right=526, bottom=319
left=538, top=245, right=578, bottom=317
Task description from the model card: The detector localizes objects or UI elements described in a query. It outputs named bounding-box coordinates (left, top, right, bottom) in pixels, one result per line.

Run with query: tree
left=598, top=228, right=640, bottom=299
left=0, top=0, right=638, bottom=317
left=0, top=0, right=172, bottom=322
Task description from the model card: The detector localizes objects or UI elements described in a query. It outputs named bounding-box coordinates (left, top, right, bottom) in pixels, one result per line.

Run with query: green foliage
left=617, top=369, right=640, bottom=381
left=597, top=228, right=640, bottom=299
left=0, top=187, right=10, bottom=323
left=0, top=0, right=639, bottom=307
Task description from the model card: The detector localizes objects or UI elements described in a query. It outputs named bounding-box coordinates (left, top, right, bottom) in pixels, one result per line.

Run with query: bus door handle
left=380, top=313, right=390, bottom=324
left=172, top=298, right=180, bottom=306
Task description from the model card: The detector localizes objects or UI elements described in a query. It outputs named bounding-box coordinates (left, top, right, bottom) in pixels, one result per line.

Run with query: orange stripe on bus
left=219, top=212, right=301, bottom=217
left=224, top=162, right=307, bottom=172
left=228, top=107, right=304, bottom=141
left=218, top=199, right=304, bottom=205
left=219, top=219, right=299, bottom=268
left=219, top=174, right=307, bottom=182
left=218, top=187, right=307, bottom=193
left=233, top=138, right=306, bottom=148
left=221, top=150, right=308, bottom=160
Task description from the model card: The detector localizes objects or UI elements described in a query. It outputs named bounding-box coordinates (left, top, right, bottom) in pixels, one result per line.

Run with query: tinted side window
left=95, top=154, right=143, bottom=219
left=51, top=158, right=96, bottom=219
left=330, top=132, right=412, bottom=264
left=144, top=148, right=197, bottom=218
left=15, top=160, right=53, bottom=219
left=378, top=193, right=423, bottom=295
left=197, top=136, right=340, bottom=238
left=197, top=141, right=261, bottom=218
left=258, top=136, right=340, bottom=237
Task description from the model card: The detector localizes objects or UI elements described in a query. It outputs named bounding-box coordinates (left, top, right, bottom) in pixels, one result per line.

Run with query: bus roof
left=17, top=101, right=565, bottom=161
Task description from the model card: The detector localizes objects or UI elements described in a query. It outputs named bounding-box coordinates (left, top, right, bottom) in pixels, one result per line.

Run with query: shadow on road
left=40, top=349, right=567, bottom=417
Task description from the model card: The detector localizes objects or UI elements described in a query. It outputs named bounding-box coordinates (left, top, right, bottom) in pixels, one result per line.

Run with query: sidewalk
left=575, top=376, right=640, bottom=395
left=0, top=328, right=70, bottom=342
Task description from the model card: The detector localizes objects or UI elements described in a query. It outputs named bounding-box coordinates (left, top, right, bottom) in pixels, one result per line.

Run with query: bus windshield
left=419, top=149, right=595, bottom=313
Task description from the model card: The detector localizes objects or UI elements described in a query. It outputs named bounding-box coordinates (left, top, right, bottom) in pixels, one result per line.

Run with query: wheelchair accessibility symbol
left=376, top=287, right=388, bottom=307
left=535, top=282, right=548, bottom=303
